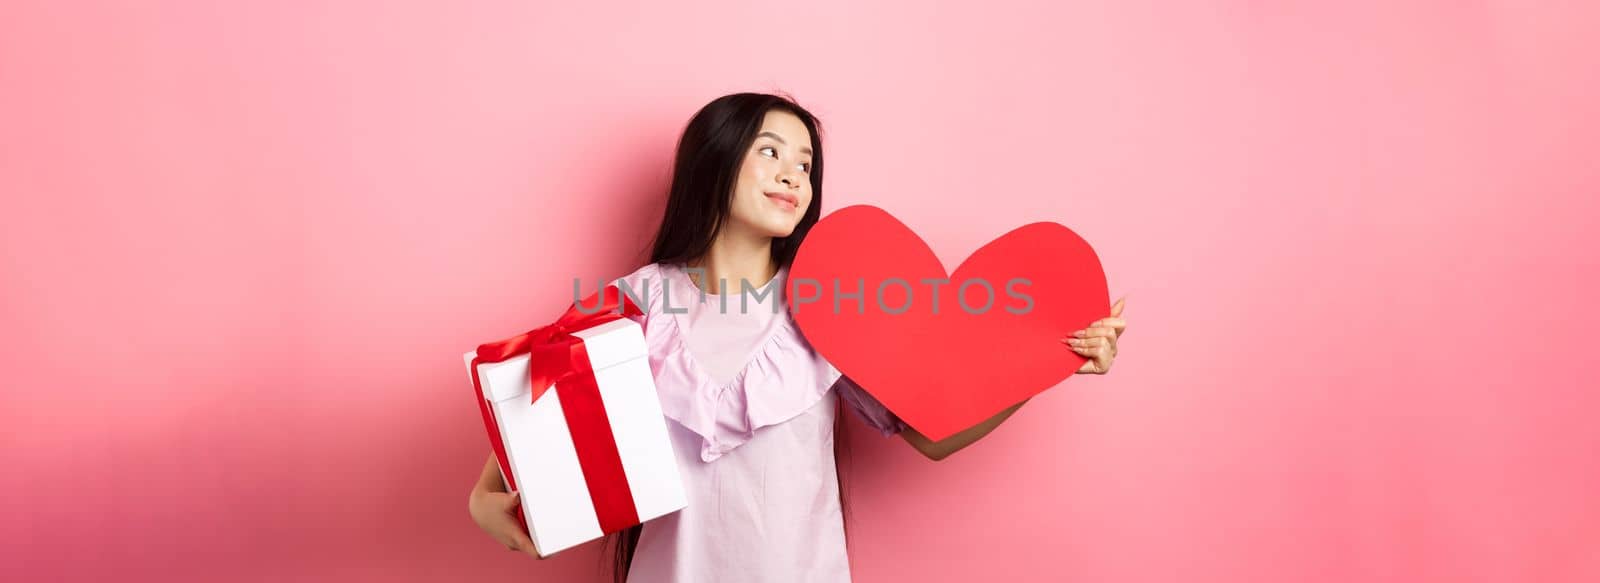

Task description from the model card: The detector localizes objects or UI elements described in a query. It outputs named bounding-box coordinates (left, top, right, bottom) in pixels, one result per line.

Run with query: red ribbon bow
left=469, top=284, right=646, bottom=538
left=474, top=284, right=645, bottom=404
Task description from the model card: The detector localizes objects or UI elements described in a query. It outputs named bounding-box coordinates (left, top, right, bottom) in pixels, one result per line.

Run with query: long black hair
left=605, top=91, right=851, bottom=582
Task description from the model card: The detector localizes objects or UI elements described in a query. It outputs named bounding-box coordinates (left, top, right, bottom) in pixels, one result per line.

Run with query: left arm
left=901, top=398, right=1030, bottom=461
left=903, top=296, right=1128, bottom=461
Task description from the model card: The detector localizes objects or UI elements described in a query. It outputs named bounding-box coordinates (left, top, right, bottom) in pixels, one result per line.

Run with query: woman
left=468, top=92, right=1128, bottom=582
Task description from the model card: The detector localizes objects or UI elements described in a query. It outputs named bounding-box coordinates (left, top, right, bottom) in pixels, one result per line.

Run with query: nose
left=779, top=172, right=801, bottom=189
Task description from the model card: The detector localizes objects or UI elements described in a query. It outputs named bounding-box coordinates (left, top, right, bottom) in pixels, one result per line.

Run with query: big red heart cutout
left=788, top=205, right=1109, bottom=442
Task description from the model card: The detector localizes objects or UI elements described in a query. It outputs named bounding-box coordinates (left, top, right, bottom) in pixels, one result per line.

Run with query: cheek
left=739, top=158, right=769, bottom=184
left=731, top=163, right=760, bottom=202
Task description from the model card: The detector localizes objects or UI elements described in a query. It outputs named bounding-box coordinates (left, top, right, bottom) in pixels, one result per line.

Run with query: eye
left=759, top=146, right=777, bottom=157
left=799, top=162, right=811, bottom=173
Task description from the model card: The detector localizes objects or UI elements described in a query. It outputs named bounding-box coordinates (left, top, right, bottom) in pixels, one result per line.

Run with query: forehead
left=758, top=110, right=812, bottom=146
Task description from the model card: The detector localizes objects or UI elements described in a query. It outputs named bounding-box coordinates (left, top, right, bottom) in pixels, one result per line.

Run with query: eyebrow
left=757, top=131, right=813, bottom=156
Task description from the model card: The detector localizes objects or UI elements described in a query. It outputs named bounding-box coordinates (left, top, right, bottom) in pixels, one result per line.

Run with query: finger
left=512, top=532, right=541, bottom=559
left=1091, top=317, right=1127, bottom=331
left=1111, top=296, right=1126, bottom=317
left=1070, top=330, right=1116, bottom=353
left=1063, top=336, right=1109, bottom=350
left=496, top=521, right=536, bottom=554
left=1075, top=326, right=1117, bottom=339
left=499, top=490, right=521, bottom=510
left=1089, top=319, right=1127, bottom=341
left=1067, top=338, right=1105, bottom=354
left=1073, top=337, right=1112, bottom=355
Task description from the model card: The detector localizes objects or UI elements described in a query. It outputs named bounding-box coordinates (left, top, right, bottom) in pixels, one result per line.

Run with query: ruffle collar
left=616, top=262, right=837, bottom=462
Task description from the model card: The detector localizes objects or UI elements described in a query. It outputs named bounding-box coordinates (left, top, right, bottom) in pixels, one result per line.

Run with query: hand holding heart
left=1063, top=296, right=1126, bottom=375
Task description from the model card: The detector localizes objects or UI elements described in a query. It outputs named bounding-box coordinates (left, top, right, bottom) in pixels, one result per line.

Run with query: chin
left=762, top=226, right=797, bottom=238
left=758, top=220, right=800, bottom=238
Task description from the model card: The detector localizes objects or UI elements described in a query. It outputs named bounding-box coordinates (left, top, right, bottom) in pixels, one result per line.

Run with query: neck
left=686, top=224, right=778, bottom=295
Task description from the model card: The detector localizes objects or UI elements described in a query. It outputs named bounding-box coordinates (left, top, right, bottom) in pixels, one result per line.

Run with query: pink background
left=3, top=1, right=1598, bottom=581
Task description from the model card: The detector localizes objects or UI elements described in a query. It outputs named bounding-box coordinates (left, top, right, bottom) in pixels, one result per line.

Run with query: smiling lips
left=764, top=191, right=799, bottom=211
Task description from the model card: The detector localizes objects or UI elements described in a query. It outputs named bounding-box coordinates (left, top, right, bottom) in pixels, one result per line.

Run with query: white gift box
left=464, top=317, right=687, bottom=557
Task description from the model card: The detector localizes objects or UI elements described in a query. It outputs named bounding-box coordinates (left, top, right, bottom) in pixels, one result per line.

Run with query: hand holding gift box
left=464, top=284, right=687, bottom=558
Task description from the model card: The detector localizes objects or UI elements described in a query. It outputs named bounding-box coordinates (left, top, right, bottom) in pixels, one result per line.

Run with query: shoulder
left=612, top=261, right=666, bottom=287
left=611, top=262, right=677, bottom=303
left=609, top=262, right=678, bottom=328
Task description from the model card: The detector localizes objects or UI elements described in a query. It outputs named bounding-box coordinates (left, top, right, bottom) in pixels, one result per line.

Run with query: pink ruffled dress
left=611, top=261, right=906, bottom=583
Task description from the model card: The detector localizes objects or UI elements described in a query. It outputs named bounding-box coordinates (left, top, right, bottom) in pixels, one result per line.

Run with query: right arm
left=468, top=453, right=543, bottom=559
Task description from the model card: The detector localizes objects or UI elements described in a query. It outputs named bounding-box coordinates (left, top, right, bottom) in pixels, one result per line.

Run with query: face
left=725, top=109, right=815, bottom=239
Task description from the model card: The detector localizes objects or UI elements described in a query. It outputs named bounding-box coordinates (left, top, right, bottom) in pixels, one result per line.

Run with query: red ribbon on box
left=469, top=284, right=646, bottom=536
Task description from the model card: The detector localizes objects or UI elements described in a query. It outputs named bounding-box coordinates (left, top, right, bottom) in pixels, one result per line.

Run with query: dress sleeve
left=609, top=262, right=662, bottom=331
left=830, top=368, right=909, bottom=437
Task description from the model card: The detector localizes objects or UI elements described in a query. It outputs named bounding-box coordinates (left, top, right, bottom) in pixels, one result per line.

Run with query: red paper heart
left=788, top=205, right=1109, bottom=442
